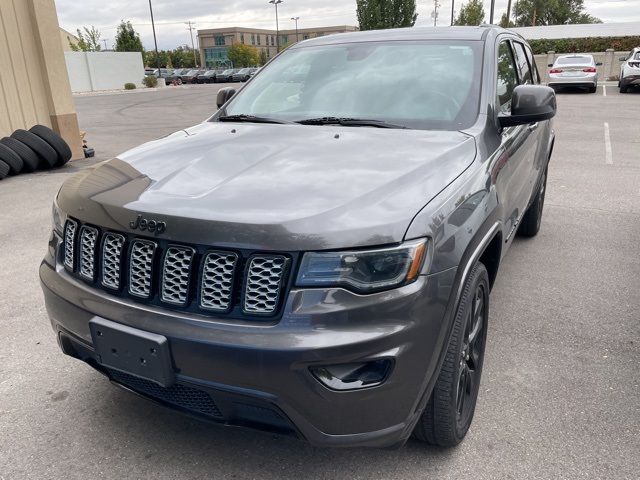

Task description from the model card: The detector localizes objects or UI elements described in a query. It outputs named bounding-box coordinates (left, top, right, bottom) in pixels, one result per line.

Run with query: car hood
left=58, top=122, right=476, bottom=250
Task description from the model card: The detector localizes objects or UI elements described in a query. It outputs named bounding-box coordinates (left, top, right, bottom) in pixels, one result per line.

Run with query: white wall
left=65, top=52, right=145, bottom=92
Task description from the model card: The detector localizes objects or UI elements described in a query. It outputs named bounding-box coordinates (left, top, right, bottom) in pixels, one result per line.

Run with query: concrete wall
left=534, top=51, right=630, bottom=83
left=65, top=52, right=145, bottom=92
left=0, top=0, right=82, bottom=158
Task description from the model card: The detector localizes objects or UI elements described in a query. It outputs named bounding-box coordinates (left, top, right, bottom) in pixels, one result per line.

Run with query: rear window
left=556, top=56, right=592, bottom=65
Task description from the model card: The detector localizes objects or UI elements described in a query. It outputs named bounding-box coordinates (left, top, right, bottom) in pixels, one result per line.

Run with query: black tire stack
left=0, top=125, right=73, bottom=180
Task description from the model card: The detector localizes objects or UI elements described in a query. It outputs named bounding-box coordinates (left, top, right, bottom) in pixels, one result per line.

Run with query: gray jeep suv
left=40, top=26, right=556, bottom=448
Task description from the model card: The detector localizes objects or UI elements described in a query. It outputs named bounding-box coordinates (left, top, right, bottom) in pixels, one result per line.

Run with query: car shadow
left=72, top=371, right=465, bottom=477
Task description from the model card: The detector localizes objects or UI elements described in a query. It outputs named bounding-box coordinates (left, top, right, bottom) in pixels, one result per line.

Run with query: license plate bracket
left=89, top=318, right=175, bottom=387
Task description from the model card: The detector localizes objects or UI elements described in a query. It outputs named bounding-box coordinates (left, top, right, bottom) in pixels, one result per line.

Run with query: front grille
left=129, top=240, right=156, bottom=299
left=161, top=246, right=194, bottom=305
left=79, top=226, right=98, bottom=280
left=244, top=255, right=290, bottom=315
left=108, top=369, right=223, bottom=419
left=61, top=219, right=292, bottom=319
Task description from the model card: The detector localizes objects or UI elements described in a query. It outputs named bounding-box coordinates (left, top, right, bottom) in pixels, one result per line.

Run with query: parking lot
left=0, top=83, right=638, bottom=479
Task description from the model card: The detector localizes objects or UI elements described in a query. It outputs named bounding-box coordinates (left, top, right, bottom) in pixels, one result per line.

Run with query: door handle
left=528, top=122, right=539, bottom=132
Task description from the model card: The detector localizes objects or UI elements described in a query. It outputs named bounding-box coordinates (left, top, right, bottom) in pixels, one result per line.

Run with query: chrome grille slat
left=63, top=219, right=78, bottom=270
left=129, top=240, right=156, bottom=298
left=161, top=246, right=195, bottom=305
left=101, top=233, right=125, bottom=289
left=200, top=251, right=238, bottom=312
left=79, top=226, right=98, bottom=280
left=243, top=255, right=289, bottom=315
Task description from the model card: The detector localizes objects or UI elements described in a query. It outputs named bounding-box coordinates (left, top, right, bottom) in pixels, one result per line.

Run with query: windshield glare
left=221, top=41, right=482, bottom=130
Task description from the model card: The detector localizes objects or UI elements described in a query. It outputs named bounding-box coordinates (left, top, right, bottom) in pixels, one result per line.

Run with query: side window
left=496, top=41, right=519, bottom=114
left=524, top=44, right=540, bottom=84
left=512, top=42, right=533, bottom=84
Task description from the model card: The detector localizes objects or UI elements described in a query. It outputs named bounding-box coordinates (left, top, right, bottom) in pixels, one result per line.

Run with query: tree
left=513, top=0, right=601, bottom=26
left=259, top=49, right=268, bottom=66
left=227, top=43, right=259, bottom=68
left=356, top=0, right=418, bottom=31
left=114, top=21, right=144, bottom=52
left=70, top=26, right=102, bottom=52
left=499, top=12, right=515, bottom=28
left=454, top=0, right=485, bottom=26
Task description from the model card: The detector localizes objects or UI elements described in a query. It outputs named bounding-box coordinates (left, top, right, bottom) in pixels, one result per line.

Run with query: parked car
left=41, top=26, right=556, bottom=449
left=232, top=68, right=257, bottom=82
left=165, top=69, right=187, bottom=85
left=215, top=69, right=239, bottom=83
left=249, top=67, right=262, bottom=79
left=197, top=70, right=218, bottom=84
left=181, top=69, right=205, bottom=84
left=619, top=47, right=640, bottom=93
left=548, top=54, right=600, bottom=93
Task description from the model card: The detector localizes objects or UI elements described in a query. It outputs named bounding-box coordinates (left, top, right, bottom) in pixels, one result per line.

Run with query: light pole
left=291, top=16, right=300, bottom=43
left=490, top=0, right=496, bottom=24
left=185, top=21, right=198, bottom=67
left=148, top=0, right=161, bottom=71
left=269, top=0, right=283, bottom=53
left=451, top=1, right=455, bottom=26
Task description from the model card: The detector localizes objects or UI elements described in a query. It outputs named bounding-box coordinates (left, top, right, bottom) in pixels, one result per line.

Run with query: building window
left=215, top=36, right=225, bottom=46
left=251, top=34, right=255, bottom=45
left=257, top=34, right=261, bottom=45
left=241, top=34, right=245, bottom=44
left=303, top=34, right=309, bottom=40
left=280, top=35, right=288, bottom=45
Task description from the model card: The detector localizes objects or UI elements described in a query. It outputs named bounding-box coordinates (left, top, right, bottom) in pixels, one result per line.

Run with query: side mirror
left=619, top=56, right=627, bottom=61
left=217, top=87, right=236, bottom=109
left=547, top=63, right=553, bottom=67
left=596, top=62, right=603, bottom=66
left=499, top=85, right=557, bottom=128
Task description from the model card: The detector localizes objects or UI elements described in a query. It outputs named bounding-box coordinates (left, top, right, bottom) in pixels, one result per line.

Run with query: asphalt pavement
left=0, top=83, right=638, bottom=480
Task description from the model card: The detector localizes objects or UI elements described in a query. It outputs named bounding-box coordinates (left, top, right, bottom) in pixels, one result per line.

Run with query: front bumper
left=40, top=244, right=457, bottom=447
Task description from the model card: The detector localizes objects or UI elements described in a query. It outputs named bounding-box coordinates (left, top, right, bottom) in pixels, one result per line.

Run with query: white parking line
left=602, top=85, right=607, bottom=97
left=604, top=122, right=613, bottom=165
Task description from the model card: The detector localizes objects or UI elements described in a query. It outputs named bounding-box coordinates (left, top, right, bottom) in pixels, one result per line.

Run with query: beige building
left=60, top=27, right=79, bottom=51
left=0, top=0, right=83, bottom=158
left=198, top=25, right=358, bottom=67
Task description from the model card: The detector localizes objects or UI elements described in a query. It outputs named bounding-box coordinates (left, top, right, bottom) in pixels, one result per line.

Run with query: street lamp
left=269, top=0, right=283, bottom=53
left=291, top=16, right=300, bottom=43
left=148, top=0, right=161, bottom=70
left=451, top=1, right=455, bottom=26
left=489, top=0, right=496, bottom=24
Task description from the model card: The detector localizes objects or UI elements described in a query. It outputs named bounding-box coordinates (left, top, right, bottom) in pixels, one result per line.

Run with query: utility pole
left=451, top=1, right=455, bottom=26
left=506, top=0, right=512, bottom=26
left=291, top=16, right=300, bottom=43
left=431, top=0, right=440, bottom=27
left=102, top=39, right=108, bottom=51
left=269, top=0, right=283, bottom=53
left=185, top=21, right=198, bottom=67
left=148, top=0, right=161, bottom=71
left=490, top=0, right=496, bottom=24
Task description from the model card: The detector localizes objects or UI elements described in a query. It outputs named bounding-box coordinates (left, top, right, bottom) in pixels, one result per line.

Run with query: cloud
left=55, top=0, right=640, bottom=50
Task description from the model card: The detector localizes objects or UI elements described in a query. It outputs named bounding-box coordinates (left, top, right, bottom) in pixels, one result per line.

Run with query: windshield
left=556, top=56, right=592, bottom=65
left=238, top=68, right=251, bottom=74
left=222, top=69, right=233, bottom=74
left=221, top=40, right=482, bottom=130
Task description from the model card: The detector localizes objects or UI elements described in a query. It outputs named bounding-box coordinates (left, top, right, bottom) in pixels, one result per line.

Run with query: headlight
left=52, top=196, right=65, bottom=235
left=296, top=239, right=428, bottom=293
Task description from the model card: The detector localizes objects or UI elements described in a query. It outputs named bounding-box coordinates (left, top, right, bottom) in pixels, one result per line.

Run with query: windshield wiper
left=297, top=117, right=408, bottom=129
left=218, top=114, right=294, bottom=125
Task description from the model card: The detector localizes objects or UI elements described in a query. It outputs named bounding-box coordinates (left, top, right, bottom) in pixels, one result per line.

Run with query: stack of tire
left=0, top=125, right=72, bottom=180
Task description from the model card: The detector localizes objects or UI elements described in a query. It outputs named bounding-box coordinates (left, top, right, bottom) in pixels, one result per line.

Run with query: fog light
left=310, top=359, right=393, bottom=391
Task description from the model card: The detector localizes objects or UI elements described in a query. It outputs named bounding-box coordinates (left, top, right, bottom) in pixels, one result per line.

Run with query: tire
left=589, top=86, right=597, bottom=93
left=414, top=262, right=490, bottom=447
left=0, top=159, right=9, bottom=179
left=0, top=142, right=24, bottom=174
left=10, top=129, right=58, bottom=168
left=620, top=84, right=628, bottom=93
left=0, top=137, right=39, bottom=172
left=29, top=125, right=72, bottom=166
left=177, top=78, right=183, bottom=85
left=518, top=167, right=548, bottom=237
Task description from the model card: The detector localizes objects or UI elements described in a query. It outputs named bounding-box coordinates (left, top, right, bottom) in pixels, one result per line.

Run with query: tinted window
left=556, top=56, right=592, bottom=65
left=512, top=42, right=533, bottom=84
left=496, top=42, right=518, bottom=114
left=523, top=44, right=540, bottom=84
left=223, top=41, right=483, bottom=131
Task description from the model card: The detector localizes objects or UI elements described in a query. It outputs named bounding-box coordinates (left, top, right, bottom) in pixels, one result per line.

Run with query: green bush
left=142, top=75, right=158, bottom=88
left=124, top=83, right=136, bottom=90
left=529, top=36, right=640, bottom=55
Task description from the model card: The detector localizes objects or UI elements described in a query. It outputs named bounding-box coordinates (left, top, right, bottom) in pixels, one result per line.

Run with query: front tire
left=518, top=167, right=548, bottom=237
left=414, top=262, right=490, bottom=447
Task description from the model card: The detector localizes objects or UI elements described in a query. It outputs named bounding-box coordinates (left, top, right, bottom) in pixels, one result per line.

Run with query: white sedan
left=548, top=54, right=600, bottom=93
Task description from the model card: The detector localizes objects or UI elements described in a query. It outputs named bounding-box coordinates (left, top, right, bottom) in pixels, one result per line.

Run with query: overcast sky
left=55, top=0, right=640, bottom=50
